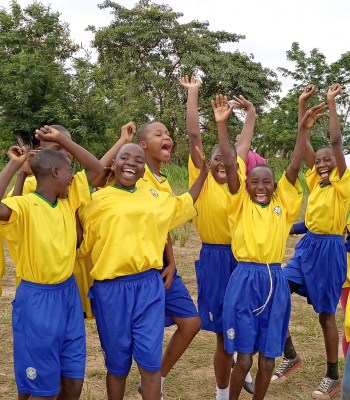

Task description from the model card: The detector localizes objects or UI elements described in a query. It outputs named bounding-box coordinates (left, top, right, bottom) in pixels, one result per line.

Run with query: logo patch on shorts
left=149, top=188, right=159, bottom=197
left=209, top=312, right=213, bottom=321
left=26, top=367, right=37, bottom=380
left=227, top=328, right=235, bottom=340
left=273, top=206, right=282, bottom=215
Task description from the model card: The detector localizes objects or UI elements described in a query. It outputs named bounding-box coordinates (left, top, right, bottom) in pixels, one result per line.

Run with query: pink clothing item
left=341, top=287, right=350, bottom=357
left=246, top=150, right=266, bottom=177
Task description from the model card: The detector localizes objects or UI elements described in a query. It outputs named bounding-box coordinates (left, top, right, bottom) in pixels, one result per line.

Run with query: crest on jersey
left=26, top=367, right=37, bottom=380
left=227, top=328, right=235, bottom=340
left=150, top=188, right=159, bottom=197
left=273, top=206, right=282, bottom=215
left=209, top=312, right=214, bottom=322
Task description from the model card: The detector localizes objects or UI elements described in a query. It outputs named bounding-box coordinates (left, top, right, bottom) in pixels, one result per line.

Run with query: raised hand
left=35, top=125, right=61, bottom=142
left=231, top=95, right=254, bottom=111
left=179, top=75, right=202, bottom=91
left=327, top=84, right=341, bottom=100
left=301, top=103, right=328, bottom=129
left=21, top=149, right=40, bottom=175
left=120, top=122, right=136, bottom=143
left=211, top=94, right=234, bottom=124
left=299, top=85, right=316, bottom=102
left=7, top=146, right=28, bottom=165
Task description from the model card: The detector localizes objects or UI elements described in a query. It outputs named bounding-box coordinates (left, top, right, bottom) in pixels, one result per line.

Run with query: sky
left=3, top=0, right=350, bottom=95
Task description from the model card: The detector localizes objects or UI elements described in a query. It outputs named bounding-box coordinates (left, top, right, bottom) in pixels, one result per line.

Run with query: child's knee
left=319, top=313, right=335, bottom=329
left=61, top=377, right=84, bottom=398
left=176, top=316, right=201, bottom=336
left=236, top=354, right=253, bottom=375
left=258, top=356, right=275, bottom=373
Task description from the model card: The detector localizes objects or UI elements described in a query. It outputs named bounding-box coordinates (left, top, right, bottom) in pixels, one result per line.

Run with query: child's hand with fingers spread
left=231, top=95, right=254, bottom=111
left=301, top=103, right=328, bottom=129
left=211, top=94, right=234, bottom=124
left=179, top=75, right=202, bottom=91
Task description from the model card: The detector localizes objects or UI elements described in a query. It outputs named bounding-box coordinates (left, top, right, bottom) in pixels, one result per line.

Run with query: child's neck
left=35, top=184, right=58, bottom=205
left=145, top=156, right=162, bottom=176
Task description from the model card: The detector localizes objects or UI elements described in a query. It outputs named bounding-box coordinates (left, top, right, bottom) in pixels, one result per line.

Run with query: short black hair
left=30, top=149, right=70, bottom=179
left=210, top=143, right=236, bottom=158
left=114, top=143, right=145, bottom=159
left=136, top=121, right=158, bottom=143
left=249, top=164, right=275, bottom=180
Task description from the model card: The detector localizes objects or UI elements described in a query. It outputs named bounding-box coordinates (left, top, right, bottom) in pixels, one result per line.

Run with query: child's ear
left=139, top=140, right=147, bottom=150
left=51, top=166, right=59, bottom=178
left=274, top=182, right=277, bottom=191
left=236, top=162, right=239, bottom=170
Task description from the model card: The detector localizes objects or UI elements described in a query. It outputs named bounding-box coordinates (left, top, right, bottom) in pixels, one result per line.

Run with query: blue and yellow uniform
left=0, top=172, right=89, bottom=397
left=5, top=174, right=93, bottom=317
left=138, top=164, right=199, bottom=327
left=188, top=157, right=243, bottom=333
left=79, top=183, right=197, bottom=376
left=223, top=169, right=303, bottom=358
left=284, top=167, right=350, bottom=314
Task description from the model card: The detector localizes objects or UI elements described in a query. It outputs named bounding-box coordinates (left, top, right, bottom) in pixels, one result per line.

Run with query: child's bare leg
left=160, top=316, right=201, bottom=377
left=229, top=352, right=253, bottom=400
left=138, top=367, right=161, bottom=400
left=18, top=395, right=31, bottom=400
left=253, top=354, right=275, bottom=400
left=106, top=373, right=127, bottom=400
left=319, top=313, right=339, bottom=373
left=19, top=396, right=55, bottom=400
left=56, top=377, right=83, bottom=400
left=214, top=333, right=232, bottom=388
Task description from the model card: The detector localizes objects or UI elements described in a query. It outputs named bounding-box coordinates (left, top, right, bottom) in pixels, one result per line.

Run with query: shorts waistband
left=202, top=243, right=231, bottom=250
left=20, top=274, right=75, bottom=290
left=238, top=261, right=281, bottom=270
left=307, top=231, right=343, bottom=240
left=100, top=268, right=159, bottom=283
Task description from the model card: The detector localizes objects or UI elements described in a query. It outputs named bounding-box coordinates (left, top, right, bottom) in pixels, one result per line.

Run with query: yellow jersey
left=0, top=172, right=90, bottom=284
left=80, top=184, right=197, bottom=280
left=138, top=164, right=173, bottom=194
left=305, top=167, right=350, bottom=235
left=0, top=240, right=4, bottom=295
left=188, top=156, right=246, bottom=244
left=227, top=172, right=303, bottom=263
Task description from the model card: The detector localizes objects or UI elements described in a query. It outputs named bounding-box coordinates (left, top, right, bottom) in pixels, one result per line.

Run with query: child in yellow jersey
left=180, top=75, right=256, bottom=399
left=100, top=120, right=202, bottom=396
left=0, top=126, right=103, bottom=400
left=272, top=84, right=350, bottom=400
left=3, top=125, right=96, bottom=319
left=78, top=142, right=208, bottom=400
left=214, top=94, right=327, bottom=400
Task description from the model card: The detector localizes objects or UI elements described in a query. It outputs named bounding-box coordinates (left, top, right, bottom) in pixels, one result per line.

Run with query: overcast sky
left=3, top=0, right=350, bottom=95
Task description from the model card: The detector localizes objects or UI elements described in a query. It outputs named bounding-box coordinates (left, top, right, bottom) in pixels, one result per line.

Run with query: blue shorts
left=89, top=269, right=165, bottom=376
left=283, top=231, right=347, bottom=314
left=195, top=243, right=237, bottom=333
left=223, top=262, right=291, bottom=358
left=13, top=275, right=86, bottom=397
left=163, top=270, right=199, bottom=327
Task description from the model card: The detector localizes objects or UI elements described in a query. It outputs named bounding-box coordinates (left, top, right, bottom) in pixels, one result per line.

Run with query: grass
left=0, top=225, right=345, bottom=400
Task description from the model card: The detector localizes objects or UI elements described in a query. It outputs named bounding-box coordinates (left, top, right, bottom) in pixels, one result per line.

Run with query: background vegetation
left=0, top=0, right=350, bottom=166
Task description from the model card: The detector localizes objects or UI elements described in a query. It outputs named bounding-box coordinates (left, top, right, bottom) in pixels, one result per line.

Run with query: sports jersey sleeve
left=0, top=196, right=24, bottom=238
left=68, top=170, right=91, bottom=211
left=237, top=156, right=246, bottom=177
left=188, top=155, right=200, bottom=187
left=226, top=169, right=246, bottom=225
left=305, top=167, right=319, bottom=191
left=6, top=175, right=37, bottom=197
left=169, top=192, right=197, bottom=231
left=0, top=241, right=5, bottom=296
left=329, top=168, right=350, bottom=199
left=277, top=173, right=303, bottom=223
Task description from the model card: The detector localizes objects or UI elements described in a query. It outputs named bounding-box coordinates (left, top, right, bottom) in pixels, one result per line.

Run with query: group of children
left=0, top=78, right=349, bottom=400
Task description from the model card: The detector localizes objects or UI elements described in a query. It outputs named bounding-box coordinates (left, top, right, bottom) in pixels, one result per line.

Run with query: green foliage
left=0, top=1, right=78, bottom=146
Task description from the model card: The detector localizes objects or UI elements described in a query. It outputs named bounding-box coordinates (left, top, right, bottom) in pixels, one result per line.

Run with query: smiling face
left=246, top=165, right=276, bottom=206
left=113, top=143, right=145, bottom=189
left=209, top=145, right=237, bottom=184
left=314, top=147, right=336, bottom=185
left=139, top=122, right=173, bottom=163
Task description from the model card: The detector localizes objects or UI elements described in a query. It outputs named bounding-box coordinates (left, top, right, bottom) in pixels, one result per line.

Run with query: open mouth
left=318, top=169, right=330, bottom=180
left=217, top=168, right=226, bottom=178
left=161, top=144, right=172, bottom=157
left=255, top=193, right=267, bottom=203
left=122, top=168, right=136, bottom=177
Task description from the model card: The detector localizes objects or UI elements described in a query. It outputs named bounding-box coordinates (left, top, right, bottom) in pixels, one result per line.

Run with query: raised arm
left=179, top=75, right=203, bottom=167
left=11, top=150, right=39, bottom=196
left=327, top=84, right=346, bottom=177
left=286, top=103, right=328, bottom=184
left=211, top=95, right=239, bottom=194
left=100, top=122, right=136, bottom=168
left=299, top=85, right=316, bottom=169
left=0, top=147, right=27, bottom=221
left=35, top=126, right=104, bottom=185
left=234, top=95, right=256, bottom=163
left=187, top=146, right=209, bottom=202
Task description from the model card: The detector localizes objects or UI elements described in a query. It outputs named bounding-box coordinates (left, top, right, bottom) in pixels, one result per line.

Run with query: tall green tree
left=0, top=1, right=78, bottom=147
left=89, top=0, right=280, bottom=162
